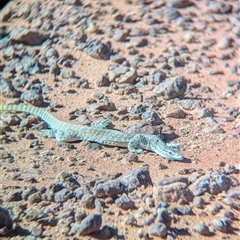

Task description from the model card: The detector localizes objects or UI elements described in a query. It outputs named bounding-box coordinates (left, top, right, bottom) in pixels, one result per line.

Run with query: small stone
left=60, top=68, right=75, bottom=79
left=217, top=37, right=232, bottom=50
left=81, top=193, right=95, bottom=209
left=145, top=197, right=155, bottom=208
left=53, top=188, right=73, bottom=203
left=193, top=197, right=205, bottom=209
left=10, top=27, right=50, bottom=45
left=193, top=222, right=212, bottom=236
left=209, top=203, right=222, bottom=215
left=112, top=29, right=129, bottom=42
left=212, top=218, right=232, bottom=233
left=156, top=208, right=172, bottom=228
left=153, top=75, right=187, bottom=100
left=28, top=193, right=42, bottom=204
left=221, top=210, right=235, bottom=220
left=115, top=195, right=135, bottom=210
left=0, top=207, right=13, bottom=236
left=5, top=191, right=22, bottom=202
left=225, top=164, right=237, bottom=174
left=149, top=222, right=168, bottom=238
left=153, top=182, right=193, bottom=203
left=76, top=214, right=102, bottom=236
left=141, top=110, right=163, bottom=125
left=125, top=215, right=138, bottom=226
left=172, top=206, right=193, bottom=215
left=117, top=166, right=152, bottom=191
left=31, top=224, right=43, bottom=237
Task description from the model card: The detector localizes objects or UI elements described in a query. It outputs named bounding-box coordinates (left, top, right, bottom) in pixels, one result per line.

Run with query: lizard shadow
left=176, top=157, right=192, bottom=163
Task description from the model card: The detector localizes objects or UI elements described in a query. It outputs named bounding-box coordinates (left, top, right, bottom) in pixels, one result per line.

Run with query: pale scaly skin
left=0, top=104, right=184, bottom=160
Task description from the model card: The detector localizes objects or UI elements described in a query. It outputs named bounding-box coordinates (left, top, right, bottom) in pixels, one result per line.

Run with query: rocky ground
left=0, top=0, right=240, bottom=239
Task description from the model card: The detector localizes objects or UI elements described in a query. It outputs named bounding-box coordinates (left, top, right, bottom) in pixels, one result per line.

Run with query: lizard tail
left=0, top=104, right=60, bottom=128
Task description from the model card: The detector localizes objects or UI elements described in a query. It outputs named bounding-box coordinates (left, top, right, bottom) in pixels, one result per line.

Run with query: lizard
left=0, top=104, right=184, bottom=161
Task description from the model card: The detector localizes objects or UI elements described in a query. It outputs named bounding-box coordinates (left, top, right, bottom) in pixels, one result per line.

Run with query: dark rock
left=125, top=215, right=138, bottom=226
left=167, top=0, right=191, bottom=8
left=164, top=7, right=181, bottom=21
left=146, top=71, right=166, bottom=85
left=54, top=188, right=73, bottom=203
left=165, top=109, right=186, bottom=119
left=193, top=222, right=212, bottom=236
left=149, top=222, right=168, bottom=238
left=171, top=205, right=193, bottom=215
left=208, top=1, right=232, bottom=14
left=76, top=213, right=102, bottom=236
left=224, top=187, right=240, bottom=210
left=31, top=224, right=43, bottom=237
left=153, top=182, right=193, bottom=203
left=96, top=75, right=110, bottom=87
left=190, top=173, right=233, bottom=196
left=93, top=180, right=125, bottom=199
left=55, top=172, right=80, bottom=190
left=141, top=110, right=164, bottom=126
left=38, top=217, right=58, bottom=226
left=112, top=29, right=129, bottom=42
left=156, top=209, right=172, bottom=228
left=28, top=193, right=42, bottom=204
left=212, top=218, right=232, bottom=233
left=117, top=166, right=153, bottom=191
left=96, top=225, right=118, bottom=239
left=81, top=193, right=95, bottom=209
left=10, top=27, right=50, bottom=46
left=153, top=75, right=187, bottom=100
left=22, top=186, right=38, bottom=200
left=221, top=210, right=235, bottom=220
left=210, top=203, right=222, bottom=215
left=20, top=90, right=43, bottom=106
left=5, top=191, right=22, bottom=202
left=84, top=39, right=111, bottom=60
left=115, top=195, right=135, bottom=210
left=0, top=207, right=13, bottom=236
left=0, top=78, right=19, bottom=97
left=193, top=197, right=205, bottom=209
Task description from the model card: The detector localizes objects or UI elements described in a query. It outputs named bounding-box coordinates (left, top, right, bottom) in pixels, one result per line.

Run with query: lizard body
left=0, top=104, right=184, bottom=160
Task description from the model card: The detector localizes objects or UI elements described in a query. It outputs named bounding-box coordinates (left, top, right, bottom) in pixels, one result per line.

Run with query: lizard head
left=148, top=135, right=184, bottom=161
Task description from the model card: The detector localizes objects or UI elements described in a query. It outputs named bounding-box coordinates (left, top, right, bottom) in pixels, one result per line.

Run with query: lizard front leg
left=128, top=134, right=149, bottom=153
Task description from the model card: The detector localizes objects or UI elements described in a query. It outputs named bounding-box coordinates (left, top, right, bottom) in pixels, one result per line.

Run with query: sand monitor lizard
left=0, top=104, right=184, bottom=160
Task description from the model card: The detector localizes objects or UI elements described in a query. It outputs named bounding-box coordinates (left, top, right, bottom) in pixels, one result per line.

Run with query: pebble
left=149, top=222, right=168, bottom=238
left=141, top=110, right=164, bottom=126
left=193, top=196, right=205, bottom=209
left=153, top=182, right=193, bottom=203
left=28, top=193, right=42, bottom=204
left=117, top=166, right=152, bottom=191
left=125, top=215, right=138, bottom=226
left=153, top=75, right=187, bottom=100
left=115, top=195, right=135, bottom=210
left=193, top=222, right=212, bottom=236
left=5, top=191, right=22, bottom=202
left=217, top=37, right=232, bottom=50
left=10, top=27, right=50, bottom=46
left=212, top=218, right=232, bottom=233
left=190, top=173, right=233, bottom=196
left=81, top=193, right=95, bottom=209
left=156, top=208, right=172, bottom=228
left=74, top=213, right=102, bottom=236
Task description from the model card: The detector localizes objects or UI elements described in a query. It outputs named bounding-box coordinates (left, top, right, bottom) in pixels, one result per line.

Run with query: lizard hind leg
left=40, top=129, right=55, bottom=138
